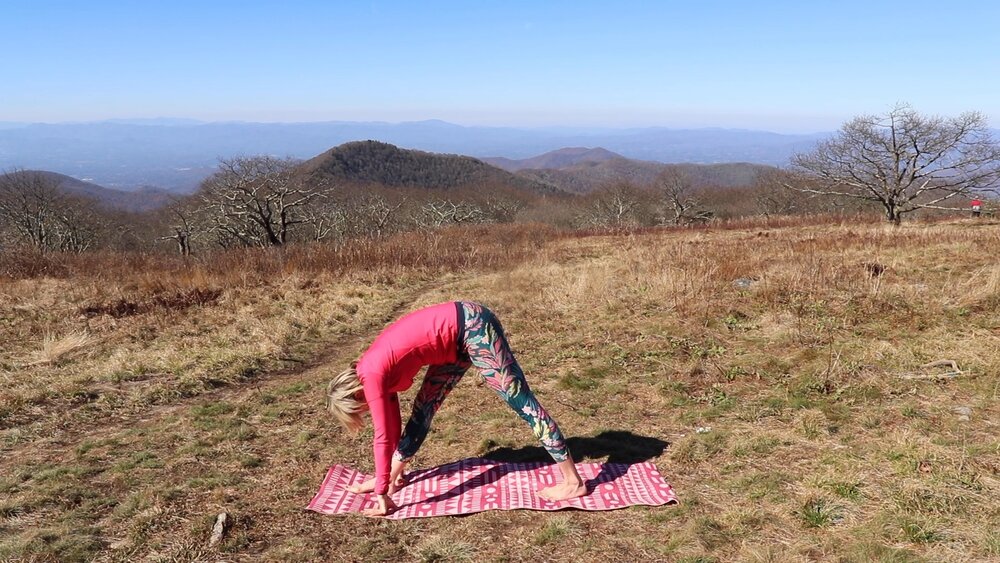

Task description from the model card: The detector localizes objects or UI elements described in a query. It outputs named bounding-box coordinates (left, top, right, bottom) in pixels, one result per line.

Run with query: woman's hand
left=388, top=458, right=410, bottom=493
left=348, top=459, right=409, bottom=494
left=388, top=473, right=408, bottom=493
left=361, top=493, right=399, bottom=517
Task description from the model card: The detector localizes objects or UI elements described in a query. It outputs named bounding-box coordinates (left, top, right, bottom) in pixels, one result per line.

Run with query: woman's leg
left=395, top=361, right=471, bottom=464
left=461, top=302, right=586, bottom=500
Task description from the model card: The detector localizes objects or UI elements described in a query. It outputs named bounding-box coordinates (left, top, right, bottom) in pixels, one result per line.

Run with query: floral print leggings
left=394, top=302, right=570, bottom=464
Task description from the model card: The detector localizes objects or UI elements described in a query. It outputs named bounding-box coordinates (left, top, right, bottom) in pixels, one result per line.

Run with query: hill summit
left=300, top=141, right=557, bottom=194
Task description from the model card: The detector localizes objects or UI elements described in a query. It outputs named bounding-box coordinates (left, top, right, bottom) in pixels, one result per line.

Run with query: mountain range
left=0, top=120, right=827, bottom=192
left=484, top=147, right=774, bottom=194
left=4, top=143, right=777, bottom=211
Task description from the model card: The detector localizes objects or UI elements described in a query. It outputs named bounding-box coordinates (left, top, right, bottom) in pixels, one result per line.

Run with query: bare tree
left=0, top=169, right=62, bottom=250
left=301, top=194, right=349, bottom=242
left=413, top=199, right=485, bottom=229
left=482, top=195, right=524, bottom=223
left=198, top=156, right=322, bottom=247
left=581, top=183, right=649, bottom=229
left=749, top=169, right=800, bottom=217
left=0, top=169, right=102, bottom=252
left=51, top=202, right=101, bottom=252
left=158, top=197, right=203, bottom=255
left=349, top=193, right=404, bottom=238
left=788, top=104, right=1000, bottom=224
left=655, top=168, right=711, bottom=225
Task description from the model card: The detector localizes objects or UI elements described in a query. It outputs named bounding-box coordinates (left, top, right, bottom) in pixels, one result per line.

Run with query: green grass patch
left=112, top=450, right=163, bottom=472
left=558, top=372, right=600, bottom=391
left=0, top=477, right=19, bottom=495
left=673, top=431, right=728, bottom=463
left=9, top=526, right=105, bottom=562
left=860, top=411, right=884, bottom=429
left=278, top=382, right=311, bottom=395
left=691, top=516, right=731, bottom=550
left=532, top=515, right=579, bottom=545
left=729, top=471, right=791, bottom=501
left=981, top=531, right=1000, bottom=557
left=185, top=472, right=243, bottom=490
left=659, top=381, right=691, bottom=407
left=74, top=439, right=100, bottom=457
left=825, top=480, right=863, bottom=501
left=843, top=541, right=920, bottom=562
left=731, top=435, right=783, bottom=457
left=694, top=385, right=736, bottom=409
left=0, top=499, right=28, bottom=518
left=240, top=454, right=264, bottom=468
left=191, top=400, right=236, bottom=418
left=32, top=464, right=101, bottom=482
left=735, top=401, right=779, bottom=422
left=409, top=536, right=474, bottom=562
left=894, top=484, right=972, bottom=516
left=843, top=383, right=884, bottom=404
left=798, top=498, right=842, bottom=528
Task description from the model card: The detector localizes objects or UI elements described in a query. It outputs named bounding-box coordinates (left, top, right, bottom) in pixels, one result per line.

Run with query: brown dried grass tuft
left=25, top=331, right=94, bottom=366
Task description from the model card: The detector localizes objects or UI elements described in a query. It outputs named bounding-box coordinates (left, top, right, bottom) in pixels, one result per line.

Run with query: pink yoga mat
left=306, top=458, right=677, bottom=519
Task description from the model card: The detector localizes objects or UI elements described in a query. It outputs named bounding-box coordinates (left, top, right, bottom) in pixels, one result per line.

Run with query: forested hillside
left=507, top=152, right=776, bottom=194
left=299, top=141, right=558, bottom=194
left=483, top=147, right=623, bottom=172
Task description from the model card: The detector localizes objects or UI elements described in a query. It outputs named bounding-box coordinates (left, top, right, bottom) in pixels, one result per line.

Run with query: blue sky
left=2, top=0, right=998, bottom=132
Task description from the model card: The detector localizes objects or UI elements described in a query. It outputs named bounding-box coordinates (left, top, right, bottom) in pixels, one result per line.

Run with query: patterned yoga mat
left=306, top=458, right=677, bottom=519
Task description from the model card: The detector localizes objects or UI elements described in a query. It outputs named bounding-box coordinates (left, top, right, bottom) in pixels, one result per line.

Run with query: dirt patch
left=80, top=288, right=223, bottom=319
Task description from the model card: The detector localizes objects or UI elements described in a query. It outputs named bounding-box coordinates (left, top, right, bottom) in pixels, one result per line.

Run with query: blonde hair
left=326, top=364, right=365, bottom=433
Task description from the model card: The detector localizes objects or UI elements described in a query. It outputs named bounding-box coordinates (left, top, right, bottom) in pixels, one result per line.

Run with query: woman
left=327, top=301, right=587, bottom=516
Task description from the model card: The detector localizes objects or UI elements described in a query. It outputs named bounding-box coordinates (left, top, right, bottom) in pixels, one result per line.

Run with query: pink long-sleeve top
left=356, top=301, right=462, bottom=494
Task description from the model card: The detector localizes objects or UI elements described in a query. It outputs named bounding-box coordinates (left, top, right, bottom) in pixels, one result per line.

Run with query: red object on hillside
left=971, top=199, right=983, bottom=208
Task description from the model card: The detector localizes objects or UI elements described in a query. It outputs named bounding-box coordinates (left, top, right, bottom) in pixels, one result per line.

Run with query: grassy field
left=1, top=218, right=998, bottom=562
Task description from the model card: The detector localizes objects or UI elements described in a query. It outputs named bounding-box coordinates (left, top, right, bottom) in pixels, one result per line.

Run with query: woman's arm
left=365, top=390, right=401, bottom=495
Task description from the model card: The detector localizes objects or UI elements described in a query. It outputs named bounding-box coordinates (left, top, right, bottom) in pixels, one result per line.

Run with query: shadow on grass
left=398, top=431, right=671, bottom=509
left=483, top=430, right=669, bottom=465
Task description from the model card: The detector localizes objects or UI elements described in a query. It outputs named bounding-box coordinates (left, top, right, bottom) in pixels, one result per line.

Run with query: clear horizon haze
left=2, top=0, right=999, bottom=133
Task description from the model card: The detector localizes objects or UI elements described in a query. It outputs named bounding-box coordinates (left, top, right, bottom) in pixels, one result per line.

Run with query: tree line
left=2, top=105, right=998, bottom=255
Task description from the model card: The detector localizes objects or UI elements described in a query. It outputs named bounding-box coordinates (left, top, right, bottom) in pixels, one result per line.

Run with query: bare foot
left=361, top=494, right=399, bottom=517
left=348, top=474, right=407, bottom=494
left=538, top=481, right=587, bottom=501
left=347, top=477, right=375, bottom=494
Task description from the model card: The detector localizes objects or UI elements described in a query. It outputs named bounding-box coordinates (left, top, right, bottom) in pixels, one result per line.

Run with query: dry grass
left=23, top=331, right=95, bottom=367
left=1, top=217, right=999, bottom=561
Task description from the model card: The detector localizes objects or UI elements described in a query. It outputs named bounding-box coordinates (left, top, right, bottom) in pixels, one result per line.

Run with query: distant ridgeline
left=484, top=147, right=775, bottom=194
